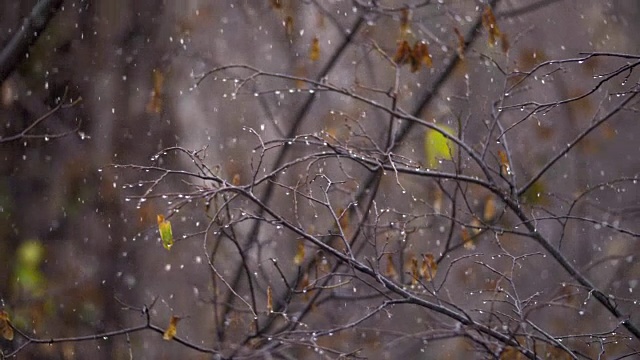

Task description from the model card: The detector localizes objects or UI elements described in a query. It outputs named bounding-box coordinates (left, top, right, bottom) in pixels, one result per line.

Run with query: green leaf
left=520, top=180, right=547, bottom=205
left=14, top=240, right=46, bottom=296
left=424, top=125, right=456, bottom=169
left=157, top=215, right=174, bottom=250
left=17, top=240, right=44, bottom=267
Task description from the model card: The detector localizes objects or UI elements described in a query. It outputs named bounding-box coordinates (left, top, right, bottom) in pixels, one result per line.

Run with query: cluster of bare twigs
left=111, top=49, right=640, bottom=359
left=0, top=87, right=82, bottom=145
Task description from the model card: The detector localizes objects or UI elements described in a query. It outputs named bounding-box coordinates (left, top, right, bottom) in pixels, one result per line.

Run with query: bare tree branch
left=0, top=0, right=64, bottom=84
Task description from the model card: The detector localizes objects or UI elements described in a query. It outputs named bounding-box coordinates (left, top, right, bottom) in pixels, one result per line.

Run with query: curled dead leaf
left=393, top=40, right=412, bottom=65
left=163, top=315, right=181, bottom=341
left=0, top=311, right=14, bottom=341
left=385, top=253, right=398, bottom=280
left=420, top=254, right=438, bottom=281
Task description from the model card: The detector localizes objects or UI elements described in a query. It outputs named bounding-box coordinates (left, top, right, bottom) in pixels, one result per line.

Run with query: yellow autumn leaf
left=163, top=315, right=181, bottom=341
left=520, top=180, right=547, bottom=205
left=293, top=240, right=305, bottom=265
left=424, top=125, right=456, bottom=169
left=0, top=310, right=14, bottom=341
left=470, top=218, right=482, bottom=235
left=157, top=215, right=174, bottom=250
left=14, top=240, right=46, bottom=296
left=310, top=37, right=320, bottom=61
left=231, top=173, right=241, bottom=186
left=483, top=196, right=496, bottom=222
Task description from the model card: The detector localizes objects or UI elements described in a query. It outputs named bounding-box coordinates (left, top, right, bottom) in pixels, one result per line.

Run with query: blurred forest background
left=1, top=0, right=640, bottom=359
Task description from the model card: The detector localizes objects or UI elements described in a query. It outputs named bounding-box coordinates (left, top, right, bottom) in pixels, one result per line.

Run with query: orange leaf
left=310, top=37, right=320, bottom=61
left=266, top=286, right=273, bottom=313
left=393, top=40, right=412, bottom=65
left=420, top=253, right=438, bottom=281
left=163, top=315, right=181, bottom=341
left=462, top=228, right=475, bottom=250
left=498, top=150, right=510, bottom=176
left=0, top=311, right=13, bottom=341
left=385, top=253, right=398, bottom=279
left=410, top=256, right=419, bottom=285
left=482, top=6, right=501, bottom=47
left=409, top=41, right=432, bottom=72
left=294, top=240, right=305, bottom=265
left=231, top=173, right=241, bottom=186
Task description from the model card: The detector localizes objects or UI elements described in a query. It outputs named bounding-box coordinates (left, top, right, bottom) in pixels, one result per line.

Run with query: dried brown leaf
left=310, top=37, right=320, bottom=61
left=482, top=6, right=501, bottom=47
left=231, top=173, right=241, bottom=186
left=498, top=149, right=510, bottom=176
left=0, top=311, right=13, bottom=341
left=483, top=196, right=496, bottom=222
left=284, top=16, right=294, bottom=38
left=385, top=253, right=398, bottom=279
left=266, top=286, right=273, bottom=313
left=294, top=240, right=305, bottom=265
left=146, top=69, right=164, bottom=114
left=163, top=315, right=181, bottom=341
left=393, top=40, right=412, bottom=65
left=462, top=228, right=475, bottom=250
left=420, top=254, right=438, bottom=281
